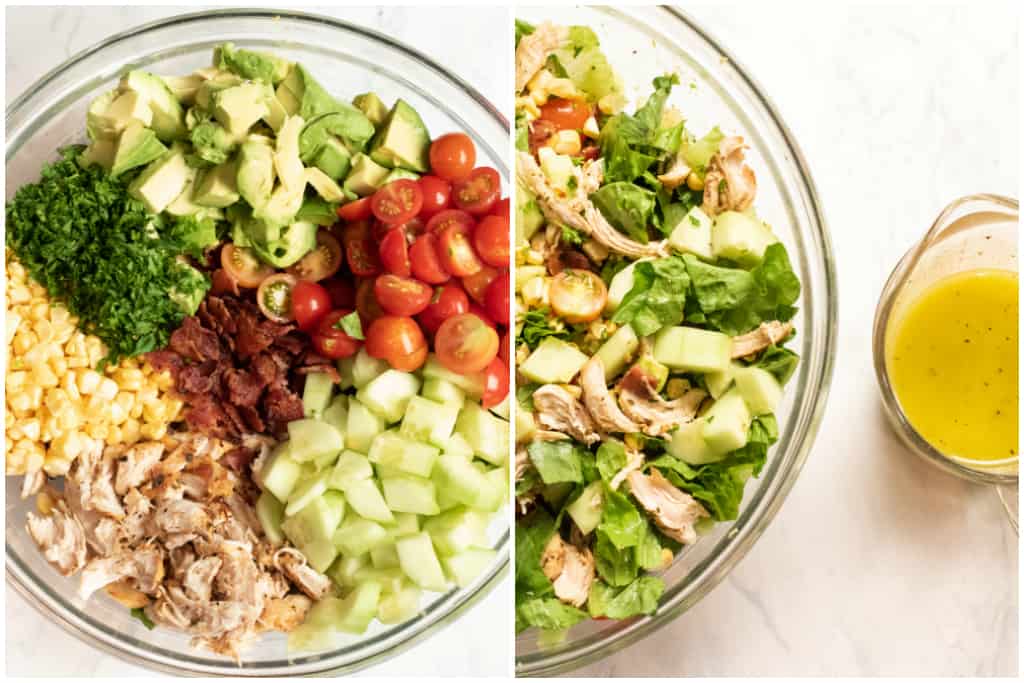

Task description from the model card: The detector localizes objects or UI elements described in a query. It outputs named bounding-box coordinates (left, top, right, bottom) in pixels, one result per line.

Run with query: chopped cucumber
left=302, top=371, right=335, bottom=419
left=395, top=532, right=447, bottom=592
left=287, top=418, right=344, bottom=462
left=455, top=403, right=508, bottom=466
left=489, top=396, right=510, bottom=420
left=343, top=478, right=394, bottom=523
left=516, top=408, right=537, bottom=444
left=733, top=366, right=783, bottom=415
left=442, top=547, right=497, bottom=588
left=377, top=585, right=422, bottom=624
left=702, top=389, right=752, bottom=454
left=432, top=454, right=500, bottom=512
left=328, top=553, right=368, bottom=588
left=346, top=398, right=388, bottom=453
left=333, top=515, right=389, bottom=556
left=421, top=377, right=466, bottom=406
left=335, top=581, right=383, bottom=634
left=668, top=206, right=714, bottom=260
left=354, top=566, right=405, bottom=594
left=519, top=337, right=590, bottom=384
left=281, top=490, right=345, bottom=572
left=593, top=324, right=639, bottom=381
left=653, top=326, right=732, bottom=374
left=400, top=396, right=460, bottom=448
left=284, top=470, right=330, bottom=516
left=352, top=347, right=389, bottom=389
left=667, top=417, right=723, bottom=464
left=370, top=543, right=401, bottom=569
left=368, top=430, right=440, bottom=477
left=422, top=355, right=484, bottom=397
left=381, top=474, right=440, bottom=515
left=441, top=432, right=475, bottom=459
left=312, top=449, right=340, bottom=471
left=485, top=467, right=509, bottom=507
left=565, top=481, right=603, bottom=535
left=711, top=211, right=777, bottom=266
left=329, top=450, right=374, bottom=490
left=383, top=512, right=421, bottom=539
left=256, top=491, right=285, bottom=545
left=321, top=394, right=348, bottom=437
left=356, top=369, right=421, bottom=423
left=259, top=442, right=303, bottom=501
left=705, top=361, right=742, bottom=399
left=422, top=507, right=489, bottom=556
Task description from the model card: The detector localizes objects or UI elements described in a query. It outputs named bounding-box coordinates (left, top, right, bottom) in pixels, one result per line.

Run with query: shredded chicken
left=273, top=548, right=332, bottom=600
left=533, top=384, right=602, bottom=445
left=617, top=366, right=708, bottom=436
left=259, top=594, right=313, bottom=633
left=114, top=441, right=165, bottom=495
left=517, top=151, right=668, bottom=259
left=702, top=135, right=757, bottom=215
left=79, top=545, right=165, bottom=599
left=626, top=469, right=708, bottom=545
left=609, top=446, right=645, bottom=491
left=657, top=155, right=693, bottom=191
left=540, top=534, right=595, bottom=608
left=515, top=21, right=569, bottom=92
left=26, top=501, right=87, bottom=576
left=579, top=356, right=642, bottom=434
left=21, top=467, right=45, bottom=499
left=731, top=320, right=794, bottom=358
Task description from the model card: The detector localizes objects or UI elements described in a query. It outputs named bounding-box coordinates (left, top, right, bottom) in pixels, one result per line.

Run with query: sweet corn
left=515, top=96, right=540, bottom=120
left=550, top=130, right=582, bottom=156
left=521, top=277, right=551, bottom=307
left=582, top=116, right=601, bottom=140
left=686, top=172, right=705, bottom=192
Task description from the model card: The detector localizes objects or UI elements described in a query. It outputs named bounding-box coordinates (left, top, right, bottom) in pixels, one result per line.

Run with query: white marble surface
left=4, top=5, right=510, bottom=678
left=570, top=3, right=1019, bottom=677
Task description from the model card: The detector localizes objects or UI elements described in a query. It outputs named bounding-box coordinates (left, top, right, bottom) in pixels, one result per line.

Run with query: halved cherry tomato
left=426, top=209, right=475, bottom=235
left=468, top=303, right=497, bottom=329
left=498, top=330, right=510, bottom=367
left=342, top=220, right=381, bottom=277
left=257, top=273, right=297, bottom=322
left=418, top=175, right=452, bottom=218
left=489, top=197, right=510, bottom=220
left=452, top=167, right=500, bottom=216
left=288, top=231, right=343, bottom=281
left=473, top=214, right=510, bottom=268
left=321, top=277, right=355, bottom=309
left=312, top=308, right=362, bottom=359
left=366, top=316, right=428, bottom=371
left=378, top=227, right=411, bottom=277
left=417, top=283, right=470, bottom=334
left=429, top=132, right=476, bottom=181
left=409, top=233, right=451, bottom=284
left=337, top=196, right=373, bottom=222
left=292, top=281, right=332, bottom=332
left=374, top=274, right=433, bottom=316
left=539, top=97, right=592, bottom=131
left=371, top=179, right=423, bottom=225
left=549, top=269, right=608, bottom=323
left=484, top=276, right=510, bottom=326
left=436, top=223, right=483, bottom=277
left=461, top=264, right=500, bottom=304
left=356, top=278, right=387, bottom=327
left=480, top=357, right=509, bottom=409
left=434, top=313, right=499, bottom=374
left=221, top=244, right=274, bottom=288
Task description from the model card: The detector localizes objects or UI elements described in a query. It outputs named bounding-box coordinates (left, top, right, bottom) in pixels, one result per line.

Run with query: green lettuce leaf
left=598, top=483, right=646, bottom=549
left=517, top=598, right=588, bottom=632
left=591, top=182, right=657, bottom=243
left=594, top=529, right=638, bottom=586
left=515, top=508, right=556, bottom=600
left=527, top=440, right=586, bottom=485
left=611, top=256, right=690, bottom=336
left=587, top=576, right=665, bottom=619
left=515, top=19, right=535, bottom=48
left=596, top=441, right=628, bottom=483
left=753, top=345, right=800, bottom=385
left=598, top=75, right=680, bottom=184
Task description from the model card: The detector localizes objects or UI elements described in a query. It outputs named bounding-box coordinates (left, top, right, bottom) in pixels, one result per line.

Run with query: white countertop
left=4, top=5, right=510, bottom=678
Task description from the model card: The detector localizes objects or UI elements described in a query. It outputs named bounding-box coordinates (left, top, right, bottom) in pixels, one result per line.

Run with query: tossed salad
left=514, top=21, right=801, bottom=635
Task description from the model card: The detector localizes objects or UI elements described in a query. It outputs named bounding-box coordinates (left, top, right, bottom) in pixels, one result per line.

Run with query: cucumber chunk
left=368, top=429, right=440, bottom=477
left=516, top=408, right=537, bottom=444
left=284, top=471, right=330, bottom=517
left=705, top=361, right=742, bottom=399
left=328, top=553, right=368, bottom=588
left=302, top=371, right=335, bottom=419
left=395, top=532, right=447, bottom=592
left=287, top=418, right=344, bottom=463
left=422, top=506, right=489, bottom=556
left=335, top=581, right=383, bottom=634
left=441, top=432, right=475, bottom=459
left=356, top=369, right=421, bottom=423
left=399, top=396, right=460, bottom=448
left=432, top=454, right=500, bottom=511
left=352, top=347, right=389, bottom=389
left=653, top=326, right=732, bottom=373
left=422, top=355, right=484, bottom=397
left=343, top=478, right=394, bottom=523
left=370, top=543, right=401, bottom=569
left=383, top=511, right=421, bottom=539
left=489, top=396, right=510, bottom=420
left=593, top=324, right=639, bottom=381
left=281, top=490, right=345, bottom=572
left=667, top=417, right=723, bottom=464
left=455, top=403, right=508, bottom=466
left=733, top=366, right=783, bottom=415
left=321, top=394, right=348, bottom=437
left=353, top=566, right=405, bottom=594
left=519, top=337, right=589, bottom=384
left=565, top=481, right=603, bottom=535
left=381, top=474, right=440, bottom=515
left=312, top=449, right=340, bottom=471
left=711, top=210, right=777, bottom=266
left=702, top=389, right=752, bottom=454
left=329, top=450, right=374, bottom=491
left=336, top=356, right=355, bottom=390
left=484, top=467, right=508, bottom=507
left=256, top=491, right=285, bottom=545
left=441, top=547, right=497, bottom=588
left=346, top=398, right=388, bottom=453
left=333, top=515, right=389, bottom=556
left=259, top=443, right=303, bottom=502
left=668, top=206, right=714, bottom=260
left=421, top=377, right=466, bottom=406
left=377, top=585, right=422, bottom=624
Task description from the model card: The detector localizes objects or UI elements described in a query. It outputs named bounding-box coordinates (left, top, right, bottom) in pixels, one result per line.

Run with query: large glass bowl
left=514, top=6, right=836, bottom=676
left=5, top=9, right=509, bottom=676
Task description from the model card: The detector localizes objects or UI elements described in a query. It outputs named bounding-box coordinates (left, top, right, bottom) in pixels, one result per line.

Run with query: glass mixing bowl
left=514, top=6, right=837, bottom=676
left=5, top=9, right=508, bottom=676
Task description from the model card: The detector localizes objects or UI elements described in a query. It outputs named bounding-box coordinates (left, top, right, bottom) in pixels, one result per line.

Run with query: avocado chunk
left=161, top=74, right=204, bottom=105
left=313, top=136, right=352, bottom=180
left=214, top=42, right=293, bottom=85
left=189, top=121, right=238, bottom=165
left=263, top=94, right=288, bottom=133
left=383, top=168, right=420, bottom=184
left=299, top=110, right=376, bottom=162
left=296, top=197, right=343, bottom=226
left=86, top=91, right=119, bottom=141
left=111, top=121, right=168, bottom=177
left=236, top=138, right=276, bottom=209
left=253, top=220, right=318, bottom=268
left=164, top=165, right=200, bottom=216
left=368, top=99, right=431, bottom=172
left=89, top=91, right=154, bottom=143
left=79, top=138, right=117, bottom=171
left=193, top=160, right=241, bottom=208
left=231, top=205, right=283, bottom=247
left=128, top=145, right=192, bottom=214
left=304, top=167, right=347, bottom=202
left=279, top=65, right=345, bottom=120
left=169, top=261, right=211, bottom=316
left=213, top=82, right=271, bottom=136
left=343, top=153, right=390, bottom=197
left=352, top=92, right=389, bottom=127
left=120, top=70, right=187, bottom=142
left=275, top=116, right=306, bottom=193
left=195, top=72, right=244, bottom=111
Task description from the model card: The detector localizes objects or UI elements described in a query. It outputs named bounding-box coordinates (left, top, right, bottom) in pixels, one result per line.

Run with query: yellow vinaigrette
left=887, top=269, right=1018, bottom=461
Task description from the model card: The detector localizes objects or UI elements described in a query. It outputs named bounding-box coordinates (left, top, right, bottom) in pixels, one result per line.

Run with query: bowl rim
left=5, top=7, right=509, bottom=677
left=514, top=5, right=838, bottom=675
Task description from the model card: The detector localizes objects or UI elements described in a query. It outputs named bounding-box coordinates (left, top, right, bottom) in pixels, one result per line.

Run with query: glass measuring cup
left=873, top=194, right=1018, bottom=531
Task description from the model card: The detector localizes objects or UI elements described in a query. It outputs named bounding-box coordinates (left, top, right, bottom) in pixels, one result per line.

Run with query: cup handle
left=995, top=483, right=1019, bottom=535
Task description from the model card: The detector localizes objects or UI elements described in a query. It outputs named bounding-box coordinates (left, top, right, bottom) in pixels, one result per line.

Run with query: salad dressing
left=887, top=269, right=1018, bottom=461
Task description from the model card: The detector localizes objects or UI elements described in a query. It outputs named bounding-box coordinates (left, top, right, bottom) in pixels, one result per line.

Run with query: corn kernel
left=550, top=130, right=582, bottom=156
left=141, top=422, right=167, bottom=440
left=96, top=378, right=118, bottom=401
left=686, top=172, right=705, bottom=192
left=113, top=368, right=145, bottom=391
left=76, top=368, right=102, bottom=395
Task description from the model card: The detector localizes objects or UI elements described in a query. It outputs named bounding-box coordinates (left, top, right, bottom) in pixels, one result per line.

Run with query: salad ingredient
left=532, top=385, right=600, bottom=445
left=436, top=224, right=484, bottom=277
left=731, top=320, right=795, bottom=359
left=427, top=208, right=475, bottom=236
left=549, top=269, right=607, bottom=323
left=342, top=220, right=383, bottom=277
left=291, top=281, right=332, bottom=332
left=434, top=314, right=500, bottom=374
left=474, top=215, right=511, bottom=268
left=337, top=196, right=373, bottom=222
left=417, top=283, right=471, bottom=334
left=539, top=98, right=591, bottom=132
left=617, top=366, right=707, bottom=437
left=257, top=273, right=298, bottom=323
left=462, top=265, right=501, bottom=304
left=519, top=338, right=590, bottom=385
left=409, top=234, right=452, bottom=284
left=700, top=136, right=757, bottom=216
left=417, top=175, right=452, bottom=217
left=428, top=133, right=476, bottom=181
left=371, top=179, right=423, bottom=224
left=514, top=21, right=569, bottom=92
left=365, top=316, right=428, bottom=372
left=311, top=309, right=362, bottom=360
left=378, top=227, right=413, bottom=277
left=480, top=357, right=510, bottom=410
left=484, top=277, right=511, bottom=326
left=540, top=534, right=595, bottom=607
left=626, top=469, right=708, bottom=545
left=287, top=231, right=344, bottom=282
left=452, top=166, right=501, bottom=215
left=578, top=357, right=641, bottom=434
left=374, top=275, right=433, bottom=317
left=222, top=245, right=275, bottom=288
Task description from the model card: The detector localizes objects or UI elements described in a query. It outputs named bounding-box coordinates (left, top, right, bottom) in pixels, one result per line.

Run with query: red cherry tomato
left=461, top=264, right=500, bottom=304
left=434, top=313, right=499, bottom=374
left=473, top=214, right=510, bottom=268
left=321, top=277, right=355, bottom=309
left=417, top=283, right=470, bottom=334
left=452, top=167, right=500, bottom=216
left=436, top=223, right=483, bottom=277
left=356, top=278, right=387, bottom=327
left=374, top=274, right=433, bottom=316
left=409, top=233, right=451, bottom=284
left=378, top=227, right=412, bottom=277
left=480, top=357, right=509, bottom=409
left=292, top=281, right=332, bottom=332
left=371, top=179, right=423, bottom=225
left=287, top=231, right=343, bottom=281
left=418, top=175, right=452, bottom=218
left=539, top=97, right=593, bottom=131
left=468, top=302, right=497, bottom=329
left=489, top=197, right=510, bottom=220
left=426, top=208, right=476, bottom=235
left=498, top=330, right=510, bottom=367
left=312, top=308, right=362, bottom=359
left=365, top=316, right=428, bottom=371
left=429, top=132, right=476, bottom=181
left=342, top=220, right=381, bottom=277
left=221, top=244, right=274, bottom=288
left=337, top=196, right=373, bottom=222
left=484, top=276, right=510, bottom=326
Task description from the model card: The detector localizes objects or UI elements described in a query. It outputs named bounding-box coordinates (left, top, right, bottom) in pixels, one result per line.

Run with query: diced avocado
left=634, top=354, right=670, bottom=392
left=701, top=389, right=752, bottom=455
left=299, top=110, right=376, bottom=162
left=213, top=82, right=270, bottom=136
left=606, top=259, right=653, bottom=314
left=193, top=160, right=240, bottom=208
left=275, top=115, right=305, bottom=192
left=537, top=147, right=574, bottom=194
left=79, top=138, right=117, bottom=171
left=305, top=167, right=347, bottom=202
left=296, top=197, right=342, bottom=226
left=733, top=366, right=783, bottom=415
left=274, top=80, right=301, bottom=116
left=194, top=72, right=243, bottom=111
left=352, top=92, right=389, bottom=127
left=90, top=90, right=153, bottom=141
left=519, top=338, right=590, bottom=384
left=343, top=153, right=391, bottom=197
left=383, top=168, right=420, bottom=184
left=214, top=42, right=292, bottom=85
left=667, top=417, right=723, bottom=464
left=110, top=121, right=167, bottom=177
left=263, top=94, right=288, bottom=133
left=653, top=326, right=732, bottom=374
left=120, top=70, right=187, bottom=141
left=565, top=481, right=603, bottom=535
left=86, top=91, right=119, bottom=141
left=516, top=179, right=544, bottom=242
left=593, top=324, right=639, bottom=381
left=236, top=138, right=276, bottom=208
left=128, top=145, right=191, bottom=213
left=161, top=74, right=204, bottom=105
left=711, top=211, right=778, bottom=266
left=189, top=121, right=238, bottom=165
left=368, top=99, right=431, bottom=172
left=254, top=183, right=305, bottom=229
left=704, top=361, right=742, bottom=399
left=168, top=262, right=210, bottom=316
left=165, top=168, right=224, bottom=221
left=255, top=220, right=318, bottom=268
left=313, top=136, right=352, bottom=180
left=668, top=206, right=714, bottom=260
left=280, top=64, right=345, bottom=120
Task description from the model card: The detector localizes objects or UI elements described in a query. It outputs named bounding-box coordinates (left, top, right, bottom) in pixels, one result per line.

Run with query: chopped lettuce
left=591, top=181, right=657, bottom=243
left=594, top=528, right=638, bottom=586
left=597, top=483, right=646, bottom=549
left=518, top=598, right=588, bottom=632
left=595, top=441, right=628, bottom=483
left=588, top=576, right=664, bottom=619
left=551, top=26, right=622, bottom=101
left=598, top=76, right=680, bottom=184
left=611, top=256, right=690, bottom=336
left=515, top=508, right=556, bottom=601
left=527, top=440, right=587, bottom=485
left=517, top=307, right=571, bottom=350
left=753, top=345, right=800, bottom=385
